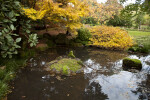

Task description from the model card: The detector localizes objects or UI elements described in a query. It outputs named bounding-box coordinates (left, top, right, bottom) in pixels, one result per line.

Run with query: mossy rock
left=68, top=51, right=75, bottom=58
left=122, top=58, right=142, bottom=70
left=45, top=57, right=84, bottom=76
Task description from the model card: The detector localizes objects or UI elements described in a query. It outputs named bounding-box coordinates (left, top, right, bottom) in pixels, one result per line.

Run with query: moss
left=68, top=51, right=75, bottom=58
left=48, top=58, right=83, bottom=76
left=62, top=65, right=69, bottom=75
left=123, top=58, right=142, bottom=70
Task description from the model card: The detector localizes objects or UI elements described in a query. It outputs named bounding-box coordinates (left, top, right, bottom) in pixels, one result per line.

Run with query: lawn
left=128, top=31, right=150, bottom=44
left=128, top=31, right=150, bottom=37
left=128, top=30, right=150, bottom=53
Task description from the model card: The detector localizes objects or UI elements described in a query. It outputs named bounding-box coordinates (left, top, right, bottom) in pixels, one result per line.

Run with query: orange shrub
left=89, top=26, right=133, bottom=50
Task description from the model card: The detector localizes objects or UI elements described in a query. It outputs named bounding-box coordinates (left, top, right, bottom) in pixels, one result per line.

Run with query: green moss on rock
left=62, top=65, right=70, bottom=75
left=123, top=57, right=142, bottom=70
left=45, top=57, right=84, bottom=76
left=68, top=51, right=75, bottom=58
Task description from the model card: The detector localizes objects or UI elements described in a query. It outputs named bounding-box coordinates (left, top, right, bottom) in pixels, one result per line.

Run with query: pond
left=8, top=47, right=150, bottom=100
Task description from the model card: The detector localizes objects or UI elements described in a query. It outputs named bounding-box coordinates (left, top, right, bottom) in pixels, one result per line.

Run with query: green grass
left=0, top=58, right=27, bottom=99
left=128, top=31, right=150, bottom=37
left=128, top=31, right=150, bottom=53
left=0, top=49, right=36, bottom=99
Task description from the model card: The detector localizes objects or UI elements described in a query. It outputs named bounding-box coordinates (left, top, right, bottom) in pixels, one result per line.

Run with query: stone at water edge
left=122, top=58, right=142, bottom=70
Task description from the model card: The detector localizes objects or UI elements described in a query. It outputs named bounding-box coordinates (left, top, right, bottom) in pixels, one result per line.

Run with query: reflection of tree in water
left=131, top=74, right=150, bottom=99
left=54, top=47, right=91, bottom=62
left=83, top=82, right=108, bottom=100
left=88, top=49, right=128, bottom=66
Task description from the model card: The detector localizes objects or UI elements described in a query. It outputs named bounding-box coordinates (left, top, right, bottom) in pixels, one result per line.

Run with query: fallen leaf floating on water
left=22, top=96, right=26, bottom=98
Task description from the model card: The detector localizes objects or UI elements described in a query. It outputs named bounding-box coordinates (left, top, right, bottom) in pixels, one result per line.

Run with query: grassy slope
left=128, top=31, right=150, bottom=37
left=128, top=31, right=150, bottom=44
left=128, top=31, right=150, bottom=52
left=0, top=49, right=36, bottom=99
left=0, top=58, right=27, bottom=99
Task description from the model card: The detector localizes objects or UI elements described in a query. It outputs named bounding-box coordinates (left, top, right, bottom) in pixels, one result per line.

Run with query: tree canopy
left=23, top=0, right=89, bottom=34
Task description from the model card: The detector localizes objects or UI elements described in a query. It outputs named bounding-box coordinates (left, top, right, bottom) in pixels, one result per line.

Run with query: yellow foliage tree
left=89, top=26, right=133, bottom=50
left=86, top=0, right=123, bottom=24
left=23, top=0, right=89, bottom=34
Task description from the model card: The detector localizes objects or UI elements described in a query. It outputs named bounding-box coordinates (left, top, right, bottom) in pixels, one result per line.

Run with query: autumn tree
left=85, top=0, right=123, bottom=25
left=120, top=0, right=150, bottom=14
left=23, top=0, right=89, bottom=35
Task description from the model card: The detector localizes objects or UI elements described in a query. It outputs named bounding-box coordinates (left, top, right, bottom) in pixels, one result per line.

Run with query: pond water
left=8, top=47, right=150, bottom=100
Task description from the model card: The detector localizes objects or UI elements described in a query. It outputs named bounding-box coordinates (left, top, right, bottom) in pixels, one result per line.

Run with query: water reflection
left=8, top=47, right=150, bottom=100
left=83, top=53, right=150, bottom=100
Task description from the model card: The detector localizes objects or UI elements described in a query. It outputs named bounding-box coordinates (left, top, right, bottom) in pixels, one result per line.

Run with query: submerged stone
left=45, top=57, right=84, bottom=76
left=122, top=58, right=142, bottom=70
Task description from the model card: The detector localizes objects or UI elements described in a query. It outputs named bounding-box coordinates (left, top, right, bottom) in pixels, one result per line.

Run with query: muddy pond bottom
left=8, top=47, right=150, bottom=100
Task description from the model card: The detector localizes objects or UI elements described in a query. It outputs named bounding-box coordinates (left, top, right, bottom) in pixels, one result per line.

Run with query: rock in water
left=122, top=58, right=142, bottom=70
left=45, top=57, right=84, bottom=76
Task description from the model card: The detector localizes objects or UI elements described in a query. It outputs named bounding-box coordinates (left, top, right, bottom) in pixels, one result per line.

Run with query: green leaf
left=15, top=14, right=20, bottom=16
left=14, top=1, right=20, bottom=6
left=3, top=19, right=9, bottom=23
left=8, top=11, right=14, bottom=18
left=16, top=38, right=21, bottom=43
left=14, top=51, right=18, bottom=54
left=30, top=43, right=34, bottom=47
left=26, top=30, right=30, bottom=33
left=11, top=34, right=18, bottom=36
left=9, top=54, right=12, bottom=58
left=10, top=24, right=15, bottom=30
left=0, top=32, right=2, bottom=36
left=4, top=28, right=8, bottom=33
left=11, top=18, right=17, bottom=22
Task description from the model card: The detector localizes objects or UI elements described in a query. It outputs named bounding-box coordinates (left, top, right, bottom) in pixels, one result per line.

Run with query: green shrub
left=74, top=28, right=91, bottom=45
left=128, top=45, right=150, bottom=53
left=77, top=28, right=91, bottom=41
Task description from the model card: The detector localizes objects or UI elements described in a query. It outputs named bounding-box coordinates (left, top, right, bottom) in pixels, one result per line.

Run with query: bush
left=75, top=28, right=91, bottom=45
left=128, top=45, right=150, bottom=53
left=89, top=26, right=133, bottom=50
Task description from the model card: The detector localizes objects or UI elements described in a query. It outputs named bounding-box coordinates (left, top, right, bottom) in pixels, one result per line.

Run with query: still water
left=8, top=47, right=150, bottom=100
